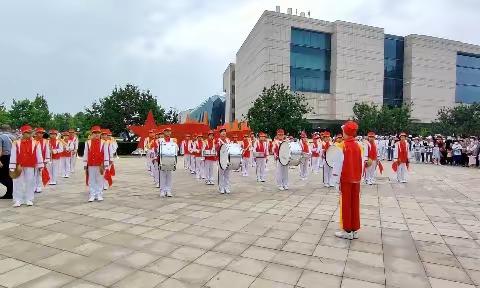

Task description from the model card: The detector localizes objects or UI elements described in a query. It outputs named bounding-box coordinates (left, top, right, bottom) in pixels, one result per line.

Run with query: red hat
left=163, top=127, right=172, bottom=132
left=367, top=132, right=376, bottom=137
left=20, top=125, right=33, bottom=134
left=313, top=134, right=320, bottom=139
left=399, top=132, right=407, bottom=137
left=49, top=129, right=58, bottom=134
left=208, top=130, right=214, bottom=135
left=107, top=129, right=112, bottom=135
left=101, top=129, right=108, bottom=135
left=259, top=132, right=266, bottom=137
left=186, top=134, right=191, bottom=137
left=61, top=131, right=69, bottom=136
left=68, top=129, right=75, bottom=133
left=90, top=126, right=102, bottom=133
left=233, top=134, right=238, bottom=138
left=323, top=131, right=331, bottom=137
left=276, top=129, right=284, bottom=135
left=300, top=131, right=307, bottom=138
left=197, top=134, right=203, bottom=138
left=341, top=121, right=358, bottom=137
left=219, top=127, right=227, bottom=133
left=336, top=134, right=343, bottom=138
left=149, top=129, right=156, bottom=133
left=243, top=134, right=249, bottom=138
left=250, top=132, right=255, bottom=135
left=35, top=127, right=45, bottom=133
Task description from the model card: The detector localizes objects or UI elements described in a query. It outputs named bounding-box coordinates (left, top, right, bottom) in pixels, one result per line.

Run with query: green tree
left=86, top=84, right=166, bottom=139
left=433, top=103, right=480, bottom=136
left=49, top=113, right=73, bottom=132
left=165, top=107, right=179, bottom=124
left=246, top=84, right=312, bottom=137
left=9, top=94, right=51, bottom=128
left=0, top=103, right=10, bottom=125
left=353, top=102, right=412, bottom=135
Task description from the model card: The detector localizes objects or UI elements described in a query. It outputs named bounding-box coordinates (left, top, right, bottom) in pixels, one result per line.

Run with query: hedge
left=77, top=142, right=140, bottom=157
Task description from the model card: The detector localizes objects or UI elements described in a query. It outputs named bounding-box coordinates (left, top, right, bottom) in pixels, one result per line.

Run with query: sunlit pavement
left=0, top=156, right=480, bottom=288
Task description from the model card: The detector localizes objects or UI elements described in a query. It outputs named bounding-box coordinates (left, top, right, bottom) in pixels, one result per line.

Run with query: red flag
left=110, top=163, right=116, bottom=176
left=392, top=161, right=398, bottom=172
left=41, top=168, right=50, bottom=186
left=378, top=161, right=384, bottom=175
left=104, top=169, right=113, bottom=187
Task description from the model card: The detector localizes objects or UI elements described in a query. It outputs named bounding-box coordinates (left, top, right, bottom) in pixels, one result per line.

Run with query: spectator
left=0, top=124, right=14, bottom=199
left=452, top=141, right=462, bottom=166
left=467, top=137, right=478, bottom=167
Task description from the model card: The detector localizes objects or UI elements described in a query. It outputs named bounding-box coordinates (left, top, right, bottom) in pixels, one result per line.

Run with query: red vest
left=204, top=139, right=216, bottom=161
left=36, top=139, right=47, bottom=160
left=50, top=139, right=61, bottom=160
left=312, top=141, right=320, bottom=157
left=340, top=138, right=362, bottom=183
left=183, top=141, right=189, bottom=155
left=255, top=141, right=267, bottom=158
left=87, top=139, right=104, bottom=166
left=242, top=139, right=251, bottom=158
left=368, top=141, right=378, bottom=161
left=398, top=140, right=408, bottom=163
left=17, top=139, right=38, bottom=168
left=194, top=140, right=203, bottom=157
left=322, top=142, right=331, bottom=156
left=300, top=140, right=309, bottom=153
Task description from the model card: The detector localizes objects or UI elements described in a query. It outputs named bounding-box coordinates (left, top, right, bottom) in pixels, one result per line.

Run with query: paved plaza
left=0, top=157, right=480, bottom=288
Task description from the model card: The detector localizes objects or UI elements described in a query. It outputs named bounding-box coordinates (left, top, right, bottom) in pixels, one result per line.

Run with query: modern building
left=188, top=95, right=226, bottom=128
left=229, top=8, right=480, bottom=125
left=223, top=63, right=236, bottom=123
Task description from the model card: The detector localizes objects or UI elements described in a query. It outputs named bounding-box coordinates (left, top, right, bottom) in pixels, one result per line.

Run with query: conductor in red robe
left=332, top=120, right=363, bottom=240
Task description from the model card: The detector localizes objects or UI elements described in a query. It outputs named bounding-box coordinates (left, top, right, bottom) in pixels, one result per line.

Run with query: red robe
left=340, top=138, right=362, bottom=232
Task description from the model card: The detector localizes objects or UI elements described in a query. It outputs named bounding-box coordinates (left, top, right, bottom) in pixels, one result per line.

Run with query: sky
left=0, top=0, right=478, bottom=114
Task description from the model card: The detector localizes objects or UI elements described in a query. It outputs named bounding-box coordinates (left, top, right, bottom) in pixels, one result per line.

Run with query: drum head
left=325, top=146, right=342, bottom=168
left=218, top=144, right=229, bottom=170
left=278, top=141, right=290, bottom=166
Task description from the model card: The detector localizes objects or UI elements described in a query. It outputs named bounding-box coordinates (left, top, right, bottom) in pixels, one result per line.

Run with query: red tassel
left=41, top=168, right=50, bottom=186
left=392, top=161, right=398, bottom=172
left=110, top=164, right=116, bottom=177
left=378, top=161, right=384, bottom=175
left=104, top=169, right=113, bottom=187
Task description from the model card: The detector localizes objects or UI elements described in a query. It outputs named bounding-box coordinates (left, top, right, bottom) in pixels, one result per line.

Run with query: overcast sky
left=0, top=0, right=478, bottom=114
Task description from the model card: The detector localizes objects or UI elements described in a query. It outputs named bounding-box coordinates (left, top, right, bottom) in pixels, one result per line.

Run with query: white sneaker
left=284, top=186, right=289, bottom=190
left=12, top=201, right=21, bottom=207
left=278, top=186, right=285, bottom=191
left=88, top=196, right=95, bottom=202
left=219, top=189, right=225, bottom=194
left=335, top=231, right=353, bottom=240
left=97, top=196, right=104, bottom=201
left=156, top=183, right=160, bottom=188
left=49, top=182, right=56, bottom=185
left=324, top=184, right=329, bottom=187
left=26, top=201, right=33, bottom=206
left=401, top=180, right=407, bottom=183
left=225, top=189, right=231, bottom=194
left=353, top=231, right=359, bottom=239
left=167, top=192, right=173, bottom=197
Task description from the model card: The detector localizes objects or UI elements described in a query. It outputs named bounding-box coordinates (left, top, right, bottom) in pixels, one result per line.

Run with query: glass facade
left=189, top=95, right=225, bottom=128
left=456, top=52, right=480, bottom=103
left=383, top=34, right=404, bottom=107
left=290, top=28, right=331, bottom=93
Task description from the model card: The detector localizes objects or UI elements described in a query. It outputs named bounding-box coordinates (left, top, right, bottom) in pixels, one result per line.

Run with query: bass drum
left=325, top=145, right=343, bottom=168
left=288, top=142, right=303, bottom=166
left=159, top=142, right=177, bottom=171
left=228, top=143, right=242, bottom=171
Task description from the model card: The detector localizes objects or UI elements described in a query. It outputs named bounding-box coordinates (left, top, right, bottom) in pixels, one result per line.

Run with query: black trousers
left=0, top=155, right=13, bottom=197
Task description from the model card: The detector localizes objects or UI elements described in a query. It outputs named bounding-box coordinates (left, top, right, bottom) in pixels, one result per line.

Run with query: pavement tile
left=260, top=263, right=302, bottom=285
left=205, top=270, right=255, bottom=288
left=0, top=264, right=50, bottom=288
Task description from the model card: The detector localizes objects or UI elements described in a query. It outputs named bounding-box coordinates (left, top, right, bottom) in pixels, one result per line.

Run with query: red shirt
left=242, top=139, right=251, bottom=158
left=368, top=141, right=377, bottom=161
left=340, top=138, right=362, bottom=183
left=17, top=139, right=38, bottom=168
left=87, top=139, right=104, bottom=166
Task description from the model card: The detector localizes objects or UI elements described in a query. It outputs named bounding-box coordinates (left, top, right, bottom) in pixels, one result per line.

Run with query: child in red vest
left=83, top=126, right=109, bottom=202
left=34, top=127, right=50, bottom=193
left=9, top=125, right=44, bottom=207
left=241, top=134, right=251, bottom=177
left=48, top=130, right=63, bottom=185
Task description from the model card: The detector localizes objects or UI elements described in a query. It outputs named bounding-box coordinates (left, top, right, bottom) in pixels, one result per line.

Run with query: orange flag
left=41, top=168, right=50, bottom=186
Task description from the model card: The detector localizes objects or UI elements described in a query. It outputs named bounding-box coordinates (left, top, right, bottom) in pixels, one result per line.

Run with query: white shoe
left=353, top=231, right=359, bottom=239
left=335, top=231, right=353, bottom=240
left=49, top=182, right=56, bottom=185
left=225, top=189, right=231, bottom=194
left=160, top=192, right=166, bottom=197
left=401, top=180, right=407, bottom=183
left=12, top=201, right=21, bottom=207
left=26, top=201, right=33, bottom=206
left=284, top=186, right=289, bottom=190
left=261, top=179, right=265, bottom=182
left=167, top=192, right=173, bottom=197
left=88, top=196, right=95, bottom=202
left=219, top=189, right=225, bottom=194
left=278, top=186, right=285, bottom=191
left=329, top=184, right=335, bottom=188
left=324, top=184, right=329, bottom=187
left=156, top=183, right=160, bottom=188
left=97, top=196, right=104, bottom=201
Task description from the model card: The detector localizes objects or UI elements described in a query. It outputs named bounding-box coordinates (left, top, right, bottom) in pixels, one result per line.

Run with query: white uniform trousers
left=34, top=167, right=43, bottom=192
left=152, top=162, right=160, bottom=185
left=320, top=158, right=325, bottom=168
left=365, top=160, right=377, bottom=184
left=48, top=160, right=60, bottom=184
left=311, top=157, right=321, bottom=174
left=299, top=159, right=309, bottom=179
left=160, top=170, right=172, bottom=196
left=241, top=157, right=249, bottom=176
left=184, top=155, right=190, bottom=170
left=195, top=157, right=205, bottom=179
left=70, top=154, right=76, bottom=173
left=204, top=160, right=215, bottom=183
left=61, top=157, right=70, bottom=178
left=396, top=163, right=408, bottom=183
left=13, top=167, right=36, bottom=204
left=276, top=161, right=289, bottom=188
left=323, top=165, right=333, bottom=186
left=190, top=155, right=196, bottom=173
left=87, top=166, right=104, bottom=198
left=255, top=158, right=267, bottom=181
left=250, top=154, right=255, bottom=167
left=218, top=168, right=231, bottom=192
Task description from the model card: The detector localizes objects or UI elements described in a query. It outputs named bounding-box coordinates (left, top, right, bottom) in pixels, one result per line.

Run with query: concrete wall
left=404, top=35, right=480, bottom=122
left=223, top=63, right=235, bottom=123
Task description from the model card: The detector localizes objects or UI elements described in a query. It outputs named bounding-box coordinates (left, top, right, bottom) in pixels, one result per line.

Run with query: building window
left=456, top=52, right=480, bottom=104
left=383, top=34, right=404, bottom=107
left=290, top=28, right=331, bottom=93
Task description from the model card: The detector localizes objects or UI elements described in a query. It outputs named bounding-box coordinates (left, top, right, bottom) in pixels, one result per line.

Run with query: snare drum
left=159, top=142, right=177, bottom=171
